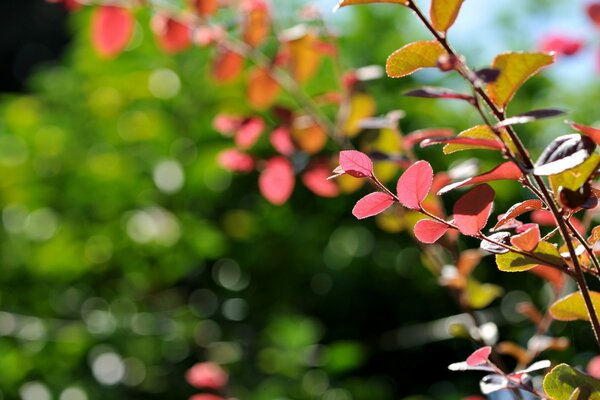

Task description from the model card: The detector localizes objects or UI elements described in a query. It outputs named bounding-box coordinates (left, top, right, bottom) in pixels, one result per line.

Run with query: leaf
left=539, top=34, right=584, bottom=57
left=466, top=346, right=492, bottom=366
left=243, top=0, right=270, bottom=47
left=91, top=5, right=134, bottom=58
left=510, top=224, right=541, bottom=252
left=494, top=199, right=544, bottom=229
left=152, top=15, right=191, bottom=54
left=544, top=363, right=600, bottom=400
left=283, top=28, right=322, bottom=83
left=588, top=2, right=600, bottom=27
left=494, top=108, right=566, bottom=129
left=217, top=149, right=255, bottom=172
left=549, top=291, right=600, bottom=322
left=396, top=160, right=433, bottom=210
left=430, top=0, right=464, bottom=32
left=248, top=67, right=280, bottom=110
left=352, top=192, right=395, bottom=219
left=235, top=117, right=265, bottom=149
left=422, top=137, right=503, bottom=151
left=438, top=162, right=523, bottom=195
left=496, top=241, right=563, bottom=272
left=403, top=128, right=454, bottom=148
left=453, top=184, right=495, bottom=236
left=339, top=150, right=373, bottom=178
left=386, top=40, right=447, bottom=78
left=534, top=134, right=596, bottom=176
left=342, top=93, right=377, bottom=138
left=589, top=226, right=600, bottom=245
left=302, top=163, right=339, bottom=198
left=292, top=117, right=327, bottom=154
left=414, top=219, right=449, bottom=243
left=403, top=87, right=472, bottom=101
left=194, top=0, right=218, bottom=16
left=259, top=157, right=295, bottom=205
left=442, top=125, right=503, bottom=154
left=213, top=49, right=245, bottom=83
left=530, top=265, right=565, bottom=294
left=486, top=52, right=554, bottom=109
left=270, top=127, right=295, bottom=156
left=466, top=279, right=503, bottom=309
left=569, top=121, right=600, bottom=146
left=550, top=153, right=600, bottom=195
left=333, top=0, right=408, bottom=12
left=481, top=232, right=511, bottom=254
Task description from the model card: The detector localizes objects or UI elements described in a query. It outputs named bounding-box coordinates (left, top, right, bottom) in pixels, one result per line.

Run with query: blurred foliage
left=1, top=1, right=600, bottom=400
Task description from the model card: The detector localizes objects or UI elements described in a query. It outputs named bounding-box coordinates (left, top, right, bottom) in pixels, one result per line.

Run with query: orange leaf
left=243, top=0, right=270, bottom=47
left=293, top=117, right=327, bottom=154
left=283, top=28, right=323, bottom=83
left=247, top=67, right=280, bottom=109
left=213, top=49, right=245, bottom=83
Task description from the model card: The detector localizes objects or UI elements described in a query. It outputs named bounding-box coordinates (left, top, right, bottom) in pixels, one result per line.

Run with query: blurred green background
left=1, top=1, right=600, bottom=400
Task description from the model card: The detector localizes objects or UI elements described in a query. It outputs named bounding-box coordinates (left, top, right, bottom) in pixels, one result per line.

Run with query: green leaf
left=496, top=241, right=562, bottom=272
left=544, top=363, right=600, bottom=400
left=549, top=291, right=600, bottom=322
left=386, top=41, right=447, bottom=78
left=486, top=52, right=555, bottom=110
left=549, top=153, right=600, bottom=192
left=465, top=278, right=503, bottom=309
left=323, top=341, right=367, bottom=373
left=430, top=0, right=464, bottom=32
left=334, top=0, right=408, bottom=11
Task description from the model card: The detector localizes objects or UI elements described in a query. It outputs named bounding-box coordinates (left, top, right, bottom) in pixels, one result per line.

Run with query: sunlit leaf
left=510, top=224, right=540, bottom=252
left=430, top=0, right=464, bottom=32
left=496, top=241, right=562, bottom=272
left=352, top=192, right=395, bottom=219
left=397, top=160, right=433, bottom=210
left=404, top=128, right=453, bottom=148
left=531, top=265, right=565, bottom=294
left=339, top=150, right=373, bottom=178
left=549, top=291, right=600, bottom=322
left=534, top=134, right=596, bottom=176
left=486, top=52, right=554, bottom=109
left=342, top=93, right=377, bottom=137
left=569, top=121, right=600, bottom=146
left=259, top=156, right=295, bottom=205
left=213, top=49, right=245, bottom=83
left=589, top=226, right=600, bottom=246
left=481, top=232, right=511, bottom=254
left=91, top=5, right=134, bottom=58
left=466, top=279, right=503, bottom=309
left=235, top=117, right=265, bottom=149
left=443, top=125, right=505, bottom=154
left=413, top=218, right=448, bottom=243
left=283, top=28, right=322, bottom=83
left=333, top=0, right=408, bottom=12
left=292, top=118, right=327, bottom=154
left=386, top=40, right=447, bottom=78
left=438, top=162, right=522, bottom=195
left=270, top=127, right=295, bottom=156
left=302, top=163, right=339, bottom=198
left=549, top=153, right=600, bottom=194
left=423, top=137, right=503, bottom=151
left=466, top=346, right=492, bottom=366
left=494, top=199, right=544, bottom=230
left=217, top=149, right=255, bottom=172
left=243, top=0, right=270, bottom=47
left=152, top=15, right=191, bottom=54
left=453, top=184, right=495, bottom=236
left=494, top=108, right=566, bottom=129
left=544, top=363, right=600, bottom=400
left=248, top=67, right=280, bottom=109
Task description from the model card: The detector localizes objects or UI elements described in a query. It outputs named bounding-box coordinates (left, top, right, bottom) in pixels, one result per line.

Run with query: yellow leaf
left=496, top=241, right=562, bottom=272
left=334, top=0, right=408, bottom=12
left=342, top=93, right=377, bottom=137
left=465, top=278, right=503, bottom=309
left=442, top=125, right=516, bottom=155
left=285, top=32, right=323, bottom=84
left=549, top=291, right=600, bottom=322
left=430, top=0, right=464, bottom=32
left=338, top=174, right=365, bottom=194
left=386, top=41, right=446, bottom=78
left=486, top=52, right=554, bottom=110
left=549, top=153, right=600, bottom=193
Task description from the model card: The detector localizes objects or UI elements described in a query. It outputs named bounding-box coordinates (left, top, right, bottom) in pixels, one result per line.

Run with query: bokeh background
left=1, top=1, right=600, bottom=399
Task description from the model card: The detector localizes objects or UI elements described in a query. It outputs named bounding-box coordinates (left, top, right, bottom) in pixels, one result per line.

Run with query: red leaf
left=259, top=157, right=295, bottom=205
left=152, top=15, right=191, bottom=54
left=438, top=162, right=523, bottom=195
left=421, top=137, right=503, bottom=150
left=403, top=128, right=454, bottom=148
left=510, top=225, right=541, bottom=252
left=530, top=265, right=565, bottom=294
left=213, top=49, right=245, bottom=83
left=587, top=2, right=600, bottom=27
left=352, top=192, right=394, bottom=219
left=339, top=150, right=373, bottom=178
left=193, top=0, right=218, bottom=17
left=454, top=184, right=495, bottom=236
left=397, top=161, right=433, bottom=210
left=217, top=149, right=255, bottom=173
left=235, top=117, right=265, bottom=149
left=539, top=34, right=584, bottom=57
left=466, top=346, right=492, bottom=366
left=302, top=163, right=339, bottom=198
left=494, top=199, right=544, bottom=230
left=414, top=219, right=449, bottom=244
left=91, top=6, right=134, bottom=58
left=186, top=362, right=228, bottom=389
left=568, top=121, right=600, bottom=146
left=270, top=127, right=295, bottom=155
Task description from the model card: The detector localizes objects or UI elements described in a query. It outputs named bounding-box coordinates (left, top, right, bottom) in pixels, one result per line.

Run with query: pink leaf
left=302, top=163, right=339, bottom=197
left=217, top=149, right=255, bottom=173
left=421, top=137, right=503, bottom=150
left=403, top=128, right=454, bottom=148
left=152, top=15, right=191, bottom=54
left=235, top=117, right=265, bottom=149
left=510, top=225, right=541, bottom=252
left=466, top=346, right=492, bottom=366
left=259, top=157, right=295, bottom=205
left=352, top=192, right=394, bottom=219
left=339, top=150, right=373, bottom=178
left=438, top=162, right=523, bottom=195
left=91, top=5, right=134, bottom=58
left=588, top=356, right=600, bottom=379
left=186, top=362, right=228, bottom=389
left=270, top=127, right=295, bottom=155
left=453, top=184, right=495, bottom=236
left=414, top=219, right=449, bottom=244
left=539, top=34, right=584, bottom=57
left=213, top=114, right=243, bottom=135
left=397, top=161, right=433, bottom=210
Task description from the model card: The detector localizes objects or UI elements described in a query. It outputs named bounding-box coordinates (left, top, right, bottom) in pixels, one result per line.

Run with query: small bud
left=436, top=54, right=460, bottom=72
